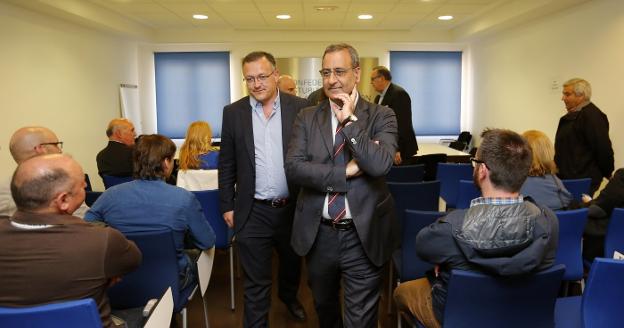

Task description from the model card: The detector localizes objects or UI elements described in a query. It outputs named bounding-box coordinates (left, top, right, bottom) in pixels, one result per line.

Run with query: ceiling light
left=193, top=14, right=208, bottom=20
left=358, top=14, right=373, bottom=20
left=276, top=14, right=291, bottom=20
left=315, top=6, right=338, bottom=11
left=438, top=15, right=453, bottom=20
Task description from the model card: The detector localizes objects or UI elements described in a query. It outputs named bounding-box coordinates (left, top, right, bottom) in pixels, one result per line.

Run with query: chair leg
left=182, top=308, right=187, bottom=328
left=229, top=246, right=235, bottom=311
left=397, top=281, right=402, bottom=328
left=202, top=296, right=210, bottom=328
left=387, top=262, right=394, bottom=314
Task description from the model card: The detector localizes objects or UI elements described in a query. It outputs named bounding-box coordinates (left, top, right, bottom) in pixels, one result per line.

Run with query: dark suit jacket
left=218, top=93, right=309, bottom=232
left=285, top=97, right=400, bottom=266
left=374, top=83, right=418, bottom=159
left=96, top=141, right=133, bottom=177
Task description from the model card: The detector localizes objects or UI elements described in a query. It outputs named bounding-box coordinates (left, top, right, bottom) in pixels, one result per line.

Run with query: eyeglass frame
left=243, top=69, right=276, bottom=85
left=319, top=67, right=356, bottom=79
left=470, top=157, right=488, bottom=169
left=39, top=141, right=64, bottom=150
left=370, top=75, right=383, bottom=82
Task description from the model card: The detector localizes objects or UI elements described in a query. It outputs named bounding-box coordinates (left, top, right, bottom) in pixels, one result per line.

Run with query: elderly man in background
left=1, top=126, right=88, bottom=218
left=0, top=154, right=141, bottom=328
left=555, top=78, right=613, bottom=195
left=97, top=118, right=136, bottom=178
left=371, top=66, right=418, bottom=165
left=278, top=74, right=298, bottom=96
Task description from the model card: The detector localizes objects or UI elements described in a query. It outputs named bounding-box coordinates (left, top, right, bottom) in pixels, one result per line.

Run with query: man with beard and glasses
left=393, top=128, right=559, bottom=328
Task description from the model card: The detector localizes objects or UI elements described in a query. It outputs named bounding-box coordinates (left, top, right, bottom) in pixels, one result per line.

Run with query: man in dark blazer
left=555, top=78, right=613, bottom=195
left=286, top=44, right=399, bottom=327
left=372, top=66, right=418, bottom=165
left=96, top=118, right=135, bottom=177
left=218, top=51, right=308, bottom=327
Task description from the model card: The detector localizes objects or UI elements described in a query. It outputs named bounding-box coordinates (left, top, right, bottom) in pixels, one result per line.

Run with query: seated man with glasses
left=1, top=126, right=88, bottom=218
left=394, top=128, right=559, bottom=328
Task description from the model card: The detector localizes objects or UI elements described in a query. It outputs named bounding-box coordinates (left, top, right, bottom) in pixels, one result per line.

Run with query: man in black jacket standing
left=372, top=66, right=418, bottom=165
left=555, top=78, right=613, bottom=195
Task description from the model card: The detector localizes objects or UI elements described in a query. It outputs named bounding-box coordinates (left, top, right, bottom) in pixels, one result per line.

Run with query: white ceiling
left=5, top=0, right=593, bottom=40
left=87, top=0, right=504, bottom=31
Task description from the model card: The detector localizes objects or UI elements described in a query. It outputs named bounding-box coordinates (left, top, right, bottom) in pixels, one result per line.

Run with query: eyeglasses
left=243, top=69, right=275, bottom=85
left=370, top=75, right=382, bottom=82
left=470, top=157, right=488, bottom=169
left=319, top=67, right=355, bottom=79
left=39, top=141, right=63, bottom=150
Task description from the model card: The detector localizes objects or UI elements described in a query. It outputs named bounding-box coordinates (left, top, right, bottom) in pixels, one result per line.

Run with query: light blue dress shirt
left=249, top=93, right=289, bottom=200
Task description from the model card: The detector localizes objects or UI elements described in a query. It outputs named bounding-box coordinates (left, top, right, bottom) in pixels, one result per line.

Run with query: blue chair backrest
left=400, top=210, right=444, bottom=281
left=386, top=164, right=425, bottom=183
left=582, top=258, right=624, bottom=328
left=85, top=191, right=102, bottom=207
left=388, top=181, right=440, bottom=224
left=437, top=163, right=473, bottom=209
left=555, top=208, right=589, bottom=280
left=193, top=190, right=231, bottom=249
left=561, top=178, right=591, bottom=201
left=456, top=179, right=481, bottom=209
left=604, top=208, right=624, bottom=258
left=108, top=229, right=182, bottom=311
left=84, top=174, right=93, bottom=192
left=102, top=175, right=133, bottom=190
left=444, top=264, right=565, bottom=328
left=0, top=298, right=102, bottom=328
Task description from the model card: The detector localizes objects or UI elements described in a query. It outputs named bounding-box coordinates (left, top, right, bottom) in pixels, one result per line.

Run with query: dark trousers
left=237, top=202, right=302, bottom=328
left=307, top=224, right=383, bottom=328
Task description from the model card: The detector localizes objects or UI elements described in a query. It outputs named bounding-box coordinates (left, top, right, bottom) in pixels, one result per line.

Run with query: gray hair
left=322, top=43, right=360, bottom=68
left=563, top=78, right=592, bottom=100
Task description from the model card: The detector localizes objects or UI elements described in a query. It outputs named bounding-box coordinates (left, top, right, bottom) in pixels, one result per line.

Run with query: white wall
left=469, top=0, right=624, bottom=169
left=0, top=2, right=139, bottom=190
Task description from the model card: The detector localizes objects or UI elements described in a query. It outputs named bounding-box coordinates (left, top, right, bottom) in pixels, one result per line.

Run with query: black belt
left=321, top=218, right=354, bottom=230
left=254, top=198, right=290, bottom=208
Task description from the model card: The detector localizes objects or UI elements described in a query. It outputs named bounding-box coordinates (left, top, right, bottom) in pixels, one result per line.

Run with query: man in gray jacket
left=394, top=128, right=559, bottom=328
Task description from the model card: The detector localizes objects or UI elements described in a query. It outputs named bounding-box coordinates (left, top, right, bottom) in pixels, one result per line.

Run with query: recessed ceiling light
left=193, top=14, right=208, bottom=20
left=315, top=6, right=338, bottom=11
left=276, top=14, right=291, bottom=20
left=358, top=14, right=373, bottom=20
left=438, top=15, right=453, bottom=20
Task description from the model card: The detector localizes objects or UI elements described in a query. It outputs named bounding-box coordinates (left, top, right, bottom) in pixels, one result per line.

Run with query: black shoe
left=285, top=300, right=307, bottom=322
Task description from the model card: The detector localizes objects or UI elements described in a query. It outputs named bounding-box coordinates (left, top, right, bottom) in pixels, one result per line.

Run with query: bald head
left=9, top=126, right=62, bottom=164
left=278, top=75, right=297, bottom=96
left=106, top=118, right=136, bottom=146
left=11, top=154, right=86, bottom=214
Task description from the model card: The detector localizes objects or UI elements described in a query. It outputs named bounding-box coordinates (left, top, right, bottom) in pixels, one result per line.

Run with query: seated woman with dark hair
left=85, top=134, right=215, bottom=288
left=179, top=121, right=219, bottom=170
left=520, top=130, right=573, bottom=210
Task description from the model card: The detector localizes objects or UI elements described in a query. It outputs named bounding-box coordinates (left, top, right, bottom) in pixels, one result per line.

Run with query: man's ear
left=53, top=191, right=71, bottom=213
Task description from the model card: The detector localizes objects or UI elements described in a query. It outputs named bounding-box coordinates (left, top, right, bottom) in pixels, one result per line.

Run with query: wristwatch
left=342, top=114, right=358, bottom=125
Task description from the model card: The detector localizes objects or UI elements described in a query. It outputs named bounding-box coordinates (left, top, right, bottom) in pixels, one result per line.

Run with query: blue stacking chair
left=101, top=175, right=133, bottom=189
left=108, top=229, right=197, bottom=328
left=85, top=191, right=102, bottom=207
left=84, top=174, right=93, bottom=192
left=434, top=264, right=565, bottom=328
left=456, top=179, right=481, bottom=209
left=561, top=178, right=591, bottom=201
left=436, top=163, right=473, bottom=209
left=386, top=164, right=425, bottom=183
left=387, top=181, right=441, bottom=217
left=604, top=208, right=624, bottom=258
left=0, top=298, right=102, bottom=328
left=556, top=258, right=624, bottom=328
left=391, top=210, right=444, bottom=321
left=192, top=190, right=236, bottom=310
left=554, top=209, right=588, bottom=290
